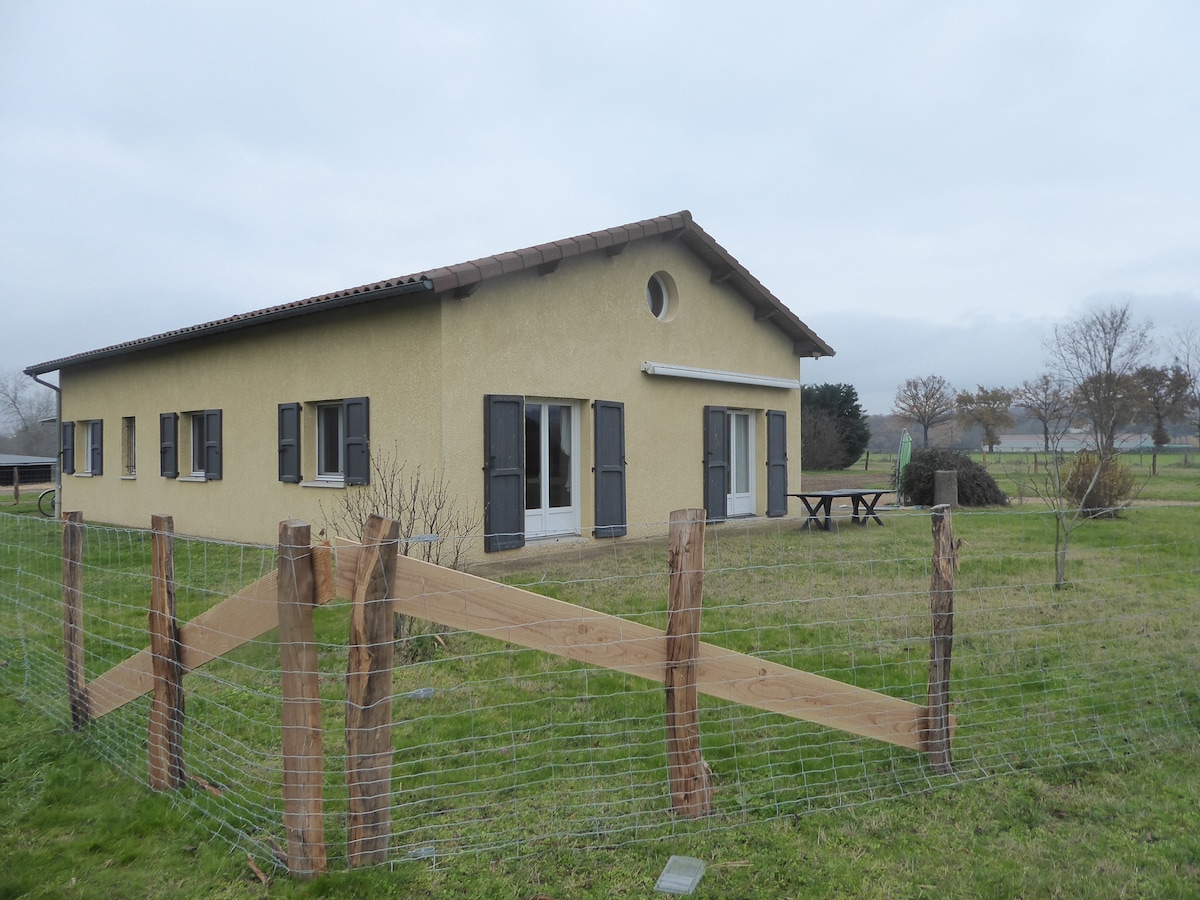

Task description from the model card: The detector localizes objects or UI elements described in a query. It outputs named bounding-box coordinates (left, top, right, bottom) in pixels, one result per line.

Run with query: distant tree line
left=885, top=301, right=1199, bottom=465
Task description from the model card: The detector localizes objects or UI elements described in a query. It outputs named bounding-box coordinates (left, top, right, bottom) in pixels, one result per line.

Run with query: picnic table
left=789, top=488, right=892, bottom=531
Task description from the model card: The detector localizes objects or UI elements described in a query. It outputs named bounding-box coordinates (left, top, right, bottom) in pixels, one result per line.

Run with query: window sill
left=301, top=479, right=345, bottom=489
left=525, top=530, right=583, bottom=544
left=120, top=475, right=137, bottom=481
left=175, top=475, right=208, bottom=483
left=72, top=472, right=94, bottom=478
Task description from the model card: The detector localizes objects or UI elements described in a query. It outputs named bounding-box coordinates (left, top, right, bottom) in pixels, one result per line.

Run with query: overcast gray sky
left=3, top=1, right=1198, bottom=413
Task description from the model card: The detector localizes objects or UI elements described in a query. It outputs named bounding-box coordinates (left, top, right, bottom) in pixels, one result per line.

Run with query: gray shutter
left=278, top=403, right=301, bottom=483
left=62, top=421, right=75, bottom=475
left=91, top=420, right=103, bottom=475
left=593, top=400, right=627, bottom=538
left=703, top=406, right=729, bottom=523
left=766, top=409, right=788, bottom=517
left=484, top=394, right=525, bottom=552
left=160, top=413, right=178, bottom=478
left=343, top=397, right=370, bottom=485
left=203, top=409, right=222, bottom=479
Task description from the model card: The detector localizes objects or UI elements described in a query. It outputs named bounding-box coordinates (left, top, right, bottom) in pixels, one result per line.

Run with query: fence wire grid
left=1, top=505, right=1197, bottom=871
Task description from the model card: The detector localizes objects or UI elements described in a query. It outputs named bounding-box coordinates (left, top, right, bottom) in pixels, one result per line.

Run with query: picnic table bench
left=789, top=488, right=893, bottom=531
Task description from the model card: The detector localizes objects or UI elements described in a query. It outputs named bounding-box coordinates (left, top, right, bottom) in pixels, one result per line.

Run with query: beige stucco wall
left=56, top=235, right=808, bottom=554
left=438, top=238, right=803, bottom=536
left=59, top=297, right=447, bottom=544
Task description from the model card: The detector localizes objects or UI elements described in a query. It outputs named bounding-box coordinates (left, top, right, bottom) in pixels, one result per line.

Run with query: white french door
left=525, top=399, right=581, bottom=538
left=728, top=411, right=755, bottom=516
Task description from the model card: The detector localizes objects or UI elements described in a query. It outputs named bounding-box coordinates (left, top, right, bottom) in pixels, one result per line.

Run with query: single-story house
left=0, top=454, right=57, bottom=488
left=24, top=211, right=834, bottom=554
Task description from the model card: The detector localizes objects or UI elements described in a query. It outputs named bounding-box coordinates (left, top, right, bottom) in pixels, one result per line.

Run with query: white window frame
left=84, top=420, right=102, bottom=475
left=524, top=398, right=581, bottom=539
left=727, top=410, right=756, bottom=517
left=316, top=402, right=345, bottom=483
left=190, top=413, right=207, bottom=477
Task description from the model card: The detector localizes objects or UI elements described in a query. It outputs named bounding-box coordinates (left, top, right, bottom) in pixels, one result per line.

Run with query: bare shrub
left=321, top=445, right=482, bottom=662
left=1063, top=452, right=1135, bottom=517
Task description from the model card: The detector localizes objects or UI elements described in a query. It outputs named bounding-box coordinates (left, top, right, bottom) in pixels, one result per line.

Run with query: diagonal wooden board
left=89, top=539, right=938, bottom=755
left=86, top=545, right=335, bottom=719
left=390, top=554, right=931, bottom=751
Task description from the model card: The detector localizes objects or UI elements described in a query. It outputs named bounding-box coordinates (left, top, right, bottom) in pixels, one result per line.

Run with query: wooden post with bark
left=61, top=510, right=90, bottom=729
left=277, top=520, right=327, bottom=878
left=664, top=508, right=712, bottom=818
left=345, top=514, right=401, bottom=868
left=11, top=466, right=18, bottom=505
left=148, top=514, right=185, bottom=790
left=923, top=503, right=956, bottom=774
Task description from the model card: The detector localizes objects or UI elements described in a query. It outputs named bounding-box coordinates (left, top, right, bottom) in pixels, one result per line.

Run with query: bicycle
left=37, top=488, right=57, bottom=518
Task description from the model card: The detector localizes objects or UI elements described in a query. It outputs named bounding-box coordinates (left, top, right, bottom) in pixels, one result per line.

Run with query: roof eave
left=24, top=277, right=435, bottom=376
left=678, top=223, right=835, bottom=359
left=24, top=209, right=836, bottom=373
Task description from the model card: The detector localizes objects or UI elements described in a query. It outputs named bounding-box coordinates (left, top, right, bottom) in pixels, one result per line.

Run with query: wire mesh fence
left=1, top=504, right=1196, bottom=874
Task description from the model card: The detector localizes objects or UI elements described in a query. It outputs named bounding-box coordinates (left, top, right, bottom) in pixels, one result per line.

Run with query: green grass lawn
left=2, top=482, right=1199, bottom=897
left=3, top=691, right=1197, bottom=899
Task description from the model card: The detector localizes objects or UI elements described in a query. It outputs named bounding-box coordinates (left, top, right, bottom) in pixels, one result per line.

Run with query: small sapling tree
left=321, top=445, right=481, bottom=661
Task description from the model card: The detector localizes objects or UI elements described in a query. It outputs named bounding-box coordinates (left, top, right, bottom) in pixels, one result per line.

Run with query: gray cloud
left=3, top=2, right=1200, bottom=382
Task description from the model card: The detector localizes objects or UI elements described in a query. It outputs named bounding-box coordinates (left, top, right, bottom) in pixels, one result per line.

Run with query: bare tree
left=955, top=385, right=1014, bottom=453
left=320, top=445, right=481, bottom=570
left=1013, top=374, right=1074, bottom=453
left=0, top=371, right=56, bottom=456
left=892, top=375, right=956, bottom=447
left=1006, top=412, right=1129, bottom=588
left=1045, top=301, right=1153, bottom=455
left=1008, top=302, right=1153, bottom=588
left=1173, top=325, right=1200, bottom=449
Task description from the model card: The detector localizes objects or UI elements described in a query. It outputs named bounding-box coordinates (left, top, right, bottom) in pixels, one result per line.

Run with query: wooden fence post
left=12, top=466, right=19, bottom=505
left=277, top=520, right=327, bottom=878
left=923, top=504, right=956, bottom=774
left=664, top=509, right=712, bottom=818
left=148, top=514, right=185, bottom=790
left=61, top=511, right=90, bottom=729
left=345, top=514, right=401, bottom=868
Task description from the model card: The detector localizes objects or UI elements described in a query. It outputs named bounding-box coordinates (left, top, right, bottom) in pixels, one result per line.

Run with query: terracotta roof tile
left=515, top=246, right=543, bottom=268
left=571, top=234, right=597, bottom=256
left=25, top=209, right=833, bottom=375
left=474, top=255, right=504, bottom=281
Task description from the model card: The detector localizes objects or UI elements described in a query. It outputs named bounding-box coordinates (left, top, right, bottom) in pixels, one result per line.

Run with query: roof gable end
left=25, top=210, right=833, bottom=375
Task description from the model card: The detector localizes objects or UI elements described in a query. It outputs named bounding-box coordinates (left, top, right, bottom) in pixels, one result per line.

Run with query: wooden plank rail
left=86, top=543, right=333, bottom=718
left=87, top=527, right=939, bottom=755
left=86, top=570, right=279, bottom=717
left=391, top=555, right=930, bottom=751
